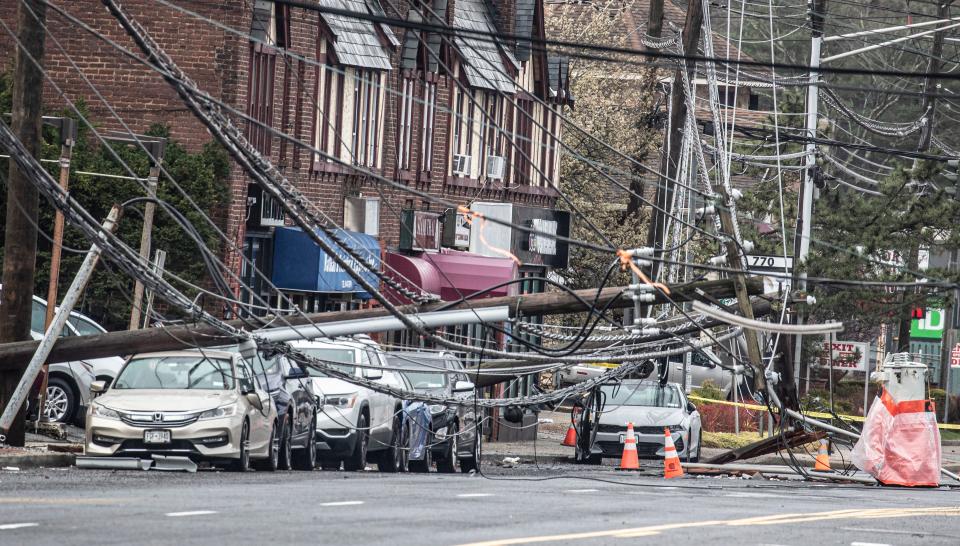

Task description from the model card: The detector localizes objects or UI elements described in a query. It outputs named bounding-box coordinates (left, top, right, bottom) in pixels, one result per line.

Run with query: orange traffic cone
left=561, top=423, right=577, bottom=447
left=618, top=422, right=640, bottom=470
left=663, top=428, right=684, bottom=479
left=814, top=439, right=831, bottom=471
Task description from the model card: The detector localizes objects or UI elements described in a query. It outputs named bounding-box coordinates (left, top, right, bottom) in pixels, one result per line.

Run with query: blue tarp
left=271, top=227, right=381, bottom=297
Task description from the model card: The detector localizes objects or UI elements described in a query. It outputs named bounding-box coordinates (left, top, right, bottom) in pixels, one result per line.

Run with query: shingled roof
left=453, top=0, right=516, bottom=93
left=319, top=0, right=392, bottom=70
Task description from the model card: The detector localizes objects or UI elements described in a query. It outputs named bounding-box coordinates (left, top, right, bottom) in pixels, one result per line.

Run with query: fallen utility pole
left=0, top=0, right=48, bottom=447
left=0, top=205, right=121, bottom=436
left=0, top=277, right=763, bottom=370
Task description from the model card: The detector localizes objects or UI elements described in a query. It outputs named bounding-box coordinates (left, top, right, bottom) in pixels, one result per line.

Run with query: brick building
left=0, top=0, right=574, bottom=320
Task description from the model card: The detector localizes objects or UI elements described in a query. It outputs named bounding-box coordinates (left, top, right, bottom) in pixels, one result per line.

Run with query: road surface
left=0, top=463, right=957, bottom=545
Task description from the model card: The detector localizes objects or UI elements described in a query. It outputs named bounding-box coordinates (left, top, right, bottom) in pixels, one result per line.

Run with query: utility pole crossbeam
left=0, top=0, right=47, bottom=447
left=0, top=205, right=121, bottom=436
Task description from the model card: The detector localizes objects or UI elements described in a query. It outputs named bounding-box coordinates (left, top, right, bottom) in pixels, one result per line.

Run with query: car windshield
left=113, top=356, right=234, bottom=390
left=299, top=348, right=357, bottom=377
left=68, top=315, right=104, bottom=336
left=600, top=383, right=682, bottom=408
left=402, top=370, right=448, bottom=389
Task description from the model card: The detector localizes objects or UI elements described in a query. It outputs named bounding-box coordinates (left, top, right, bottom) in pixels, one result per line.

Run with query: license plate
left=619, top=434, right=625, bottom=444
left=144, top=430, right=171, bottom=444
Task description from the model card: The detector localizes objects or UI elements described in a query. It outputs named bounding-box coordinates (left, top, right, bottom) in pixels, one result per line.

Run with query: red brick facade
left=0, top=0, right=569, bottom=306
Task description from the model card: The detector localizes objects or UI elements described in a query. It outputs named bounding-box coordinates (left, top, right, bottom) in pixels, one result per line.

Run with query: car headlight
left=668, top=424, right=686, bottom=433
left=325, top=394, right=357, bottom=408
left=429, top=404, right=447, bottom=414
left=90, top=403, right=120, bottom=420
left=198, top=405, right=237, bottom=420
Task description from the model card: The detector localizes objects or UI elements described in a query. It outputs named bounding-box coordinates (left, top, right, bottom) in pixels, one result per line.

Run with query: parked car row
left=83, top=336, right=483, bottom=473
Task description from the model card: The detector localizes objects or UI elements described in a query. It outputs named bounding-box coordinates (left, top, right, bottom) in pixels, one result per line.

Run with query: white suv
left=288, top=337, right=408, bottom=472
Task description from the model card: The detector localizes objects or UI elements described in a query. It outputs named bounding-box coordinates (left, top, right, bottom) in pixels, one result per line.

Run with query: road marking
left=0, top=523, right=38, bottom=530
left=454, top=506, right=960, bottom=546
left=564, top=489, right=599, bottom=493
left=840, top=527, right=940, bottom=537
left=0, top=497, right=121, bottom=506
left=320, top=501, right=364, bottom=507
left=457, top=493, right=495, bottom=498
left=165, top=511, right=218, bottom=518
left=850, top=543, right=891, bottom=546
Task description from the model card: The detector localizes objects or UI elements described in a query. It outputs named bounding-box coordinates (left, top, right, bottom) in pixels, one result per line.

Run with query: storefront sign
left=818, top=340, right=869, bottom=372
left=911, top=307, right=945, bottom=339
left=951, top=343, right=960, bottom=369
left=399, top=210, right=441, bottom=252
left=527, top=218, right=558, bottom=256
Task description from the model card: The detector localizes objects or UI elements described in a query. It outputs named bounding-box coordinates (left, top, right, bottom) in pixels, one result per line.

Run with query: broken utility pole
left=0, top=0, right=47, bottom=447
left=645, top=0, right=704, bottom=279
left=0, top=277, right=764, bottom=370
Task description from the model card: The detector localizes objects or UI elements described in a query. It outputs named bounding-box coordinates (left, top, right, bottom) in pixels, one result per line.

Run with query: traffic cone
left=663, top=428, right=684, bottom=479
left=561, top=423, right=577, bottom=447
left=814, top=439, right=831, bottom=471
left=618, top=422, right=640, bottom=470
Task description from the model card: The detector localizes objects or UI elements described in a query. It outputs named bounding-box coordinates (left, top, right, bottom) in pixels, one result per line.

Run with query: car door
left=362, top=348, right=392, bottom=444
left=237, top=357, right=271, bottom=451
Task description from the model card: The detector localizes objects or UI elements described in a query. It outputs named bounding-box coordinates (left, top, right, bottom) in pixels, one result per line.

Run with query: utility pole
left=792, top=0, right=826, bottom=398
left=896, top=0, right=953, bottom=352
left=38, top=117, right=77, bottom=422
left=0, top=0, right=47, bottom=447
left=645, top=0, right=664, bottom=50
left=126, top=138, right=165, bottom=330
left=645, top=0, right=704, bottom=279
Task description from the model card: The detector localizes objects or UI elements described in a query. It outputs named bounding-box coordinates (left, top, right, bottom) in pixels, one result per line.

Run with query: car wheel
left=229, top=420, right=251, bottom=472
left=342, top=413, right=369, bottom=471
left=293, top=416, right=317, bottom=471
left=460, top=423, right=481, bottom=473
left=255, top=421, right=280, bottom=472
left=436, top=424, right=459, bottom=473
left=43, top=378, right=76, bottom=424
left=278, top=416, right=293, bottom=471
left=408, top=443, right=431, bottom=473
left=377, top=413, right=405, bottom=473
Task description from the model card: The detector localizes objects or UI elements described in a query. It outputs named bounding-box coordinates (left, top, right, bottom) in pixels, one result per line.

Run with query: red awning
left=384, top=250, right=517, bottom=304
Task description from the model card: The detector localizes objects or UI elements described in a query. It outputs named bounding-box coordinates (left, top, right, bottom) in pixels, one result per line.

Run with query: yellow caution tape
left=687, top=394, right=960, bottom=431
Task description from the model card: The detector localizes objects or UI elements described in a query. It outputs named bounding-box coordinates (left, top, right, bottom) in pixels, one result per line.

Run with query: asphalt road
left=1, top=462, right=958, bottom=546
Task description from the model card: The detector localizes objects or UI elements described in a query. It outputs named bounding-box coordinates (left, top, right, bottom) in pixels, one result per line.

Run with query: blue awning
left=271, top=227, right=381, bottom=297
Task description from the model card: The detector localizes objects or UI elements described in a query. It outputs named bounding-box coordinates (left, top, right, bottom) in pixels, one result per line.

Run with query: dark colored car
left=383, top=351, right=481, bottom=473
left=250, top=350, right=319, bottom=470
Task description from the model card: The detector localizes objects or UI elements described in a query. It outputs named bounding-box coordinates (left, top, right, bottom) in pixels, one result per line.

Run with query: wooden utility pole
left=0, top=0, right=47, bottom=447
left=126, top=139, right=165, bottom=330
left=645, top=0, right=665, bottom=51
left=896, top=0, right=953, bottom=352
left=0, top=277, right=764, bottom=370
left=645, top=0, right=704, bottom=279
left=38, top=117, right=77, bottom=421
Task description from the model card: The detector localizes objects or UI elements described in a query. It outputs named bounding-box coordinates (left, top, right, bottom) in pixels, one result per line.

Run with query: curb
left=0, top=452, right=76, bottom=469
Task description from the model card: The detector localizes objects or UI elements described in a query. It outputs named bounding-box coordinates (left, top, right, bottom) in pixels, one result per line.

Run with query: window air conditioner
left=452, top=154, right=472, bottom=176
left=486, top=155, right=506, bottom=180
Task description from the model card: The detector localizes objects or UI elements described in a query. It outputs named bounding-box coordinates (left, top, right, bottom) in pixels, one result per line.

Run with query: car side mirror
left=284, top=367, right=309, bottom=380
left=246, top=392, right=263, bottom=410
left=363, top=367, right=383, bottom=380
left=90, top=380, right=107, bottom=395
left=315, top=394, right=325, bottom=408
left=453, top=380, right=475, bottom=393
left=687, top=402, right=697, bottom=413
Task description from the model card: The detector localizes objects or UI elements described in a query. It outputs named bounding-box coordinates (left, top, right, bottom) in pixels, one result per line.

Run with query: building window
left=397, top=77, right=414, bottom=171
left=247, top=46, right=276, bottom=156
left=515, top=98, right=535, bottom=185
left=544, top=108, right=558, bottom=185
left=479, top=92, right=504, bottom=177
left=420, top=81, right=436, bottom=172
left=350, top=70, right=382, bottom=168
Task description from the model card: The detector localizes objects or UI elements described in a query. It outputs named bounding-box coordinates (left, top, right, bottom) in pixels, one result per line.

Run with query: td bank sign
left=911, top=308, right=945, bottom=340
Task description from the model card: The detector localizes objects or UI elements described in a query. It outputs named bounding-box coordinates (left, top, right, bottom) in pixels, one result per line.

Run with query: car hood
left=311, top=377, right=361, bottom=396
left=96, top=390, right=238, bottom=412
left=598, top=406, right=684, bottom=428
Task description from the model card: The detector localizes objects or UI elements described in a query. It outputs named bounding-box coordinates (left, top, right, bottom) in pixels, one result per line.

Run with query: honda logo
left=153, top=412, right=163, bottom=422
